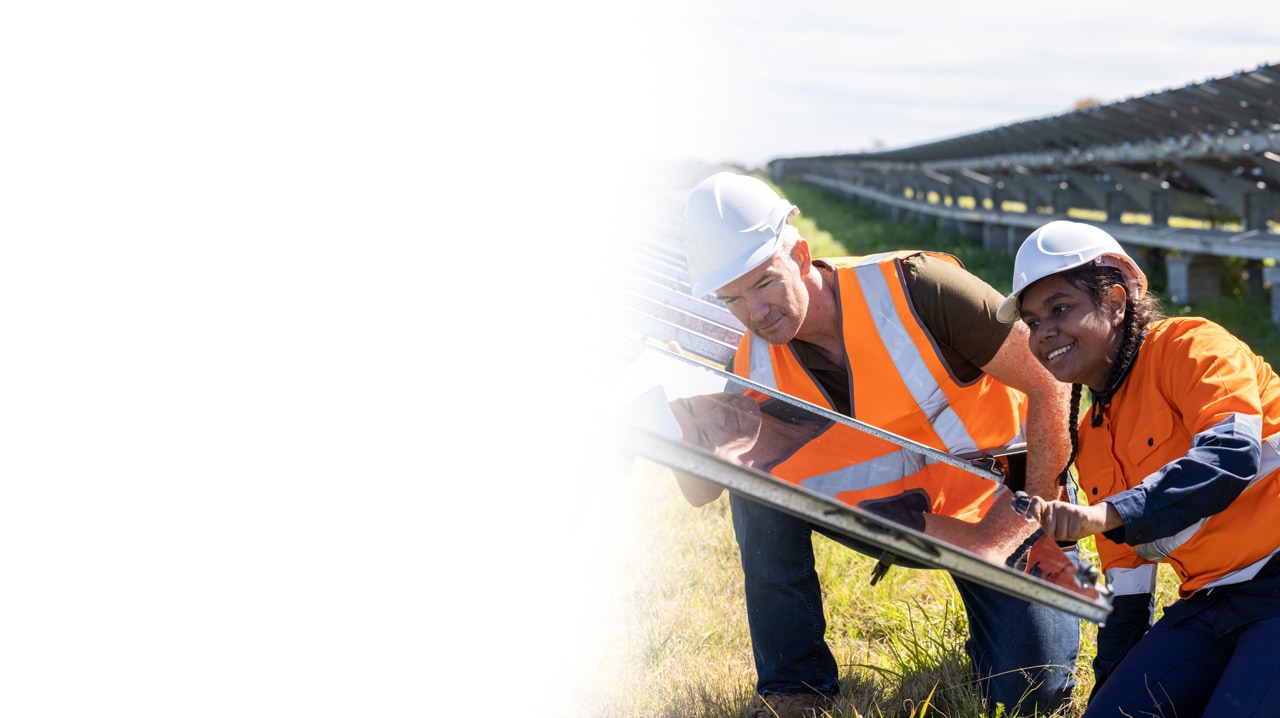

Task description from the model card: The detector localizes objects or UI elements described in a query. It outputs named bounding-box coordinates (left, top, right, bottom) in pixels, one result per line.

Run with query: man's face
left=714, top=246, right=810, bottom=345
left=669, top=392, right=763, bottom=461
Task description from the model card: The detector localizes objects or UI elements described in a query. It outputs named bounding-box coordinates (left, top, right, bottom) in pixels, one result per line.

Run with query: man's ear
left=793, top=238, right=813, bottom=273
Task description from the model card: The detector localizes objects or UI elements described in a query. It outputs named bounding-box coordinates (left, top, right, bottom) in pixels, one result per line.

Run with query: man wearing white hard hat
left=682, top=172, right=1080, bottom=717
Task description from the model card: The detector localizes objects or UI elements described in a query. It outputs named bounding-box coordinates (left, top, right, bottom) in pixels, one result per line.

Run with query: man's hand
left=1026, top=498, right=1123, bottom=542
left=674, top=471, right=725, bottom=506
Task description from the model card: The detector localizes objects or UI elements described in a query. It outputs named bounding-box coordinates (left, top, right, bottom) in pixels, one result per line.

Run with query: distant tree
left=1072, top=97, right=1103, bottom=111
left=856, top=137, right=886, bottom=153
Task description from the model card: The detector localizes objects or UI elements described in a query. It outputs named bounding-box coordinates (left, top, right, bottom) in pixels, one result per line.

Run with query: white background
left=0, top=1, right=1276, bottom=715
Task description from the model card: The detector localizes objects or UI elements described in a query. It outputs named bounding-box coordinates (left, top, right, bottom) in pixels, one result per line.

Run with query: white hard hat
left=996, top=221, right=1148, bottom=323
left=684, top=172, right=796, bottom=296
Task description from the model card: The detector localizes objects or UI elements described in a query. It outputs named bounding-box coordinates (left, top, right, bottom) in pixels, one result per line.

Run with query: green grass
left=606, top=464, right=1011, bottom=718
left=598, top=465, right=1175, bottom=717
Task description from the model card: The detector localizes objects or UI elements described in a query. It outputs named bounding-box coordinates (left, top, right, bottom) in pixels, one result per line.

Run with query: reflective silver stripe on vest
left=854, top=262, right=980, bottom=457
left=1136, top=415, right=1276, bottom=562
left=856, top=251, right=903, bottom=265
left=747, top=333, right=777, bottom=389
left=1203, top=546, right=1280, bottom=590
left=1134, top=518, right=1205, bottom=562
left=1104, top=564, right=1157, bottom=596
left=800, top=449, right=929, bottom=498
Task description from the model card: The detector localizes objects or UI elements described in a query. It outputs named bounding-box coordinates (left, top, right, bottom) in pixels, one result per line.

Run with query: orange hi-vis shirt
left=732, top=251, right=1029, bottom=520
left=1078, top=317, right=1280, bottom=598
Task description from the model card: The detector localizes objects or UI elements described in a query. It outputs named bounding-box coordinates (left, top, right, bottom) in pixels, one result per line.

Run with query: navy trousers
left=1084, top=608, right=1280, bottom=717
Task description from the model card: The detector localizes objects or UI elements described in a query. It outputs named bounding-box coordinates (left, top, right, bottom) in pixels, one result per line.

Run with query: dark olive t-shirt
left=776, top=254, right=1012, bottom=417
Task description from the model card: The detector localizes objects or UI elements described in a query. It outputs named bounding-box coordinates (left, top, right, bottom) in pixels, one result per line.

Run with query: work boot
left=744, top=692, right=837, bottom=718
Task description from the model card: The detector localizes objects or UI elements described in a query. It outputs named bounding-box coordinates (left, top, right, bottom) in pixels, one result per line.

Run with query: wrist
left=1100, top=501, right=1123, bottom=532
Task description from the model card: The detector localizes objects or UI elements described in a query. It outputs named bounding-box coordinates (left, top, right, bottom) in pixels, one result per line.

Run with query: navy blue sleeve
left=1103, top=415, right=1261, bottom=546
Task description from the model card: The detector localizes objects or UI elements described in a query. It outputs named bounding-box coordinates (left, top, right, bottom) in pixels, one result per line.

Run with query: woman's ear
left=1105, top=284, right=1128, bottom=326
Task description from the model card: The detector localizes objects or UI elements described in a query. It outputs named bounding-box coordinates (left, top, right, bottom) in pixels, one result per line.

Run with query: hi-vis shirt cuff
left=1105, top=564, right=1158, bottom=596
left=1103, top=491, right=1145, bottom=546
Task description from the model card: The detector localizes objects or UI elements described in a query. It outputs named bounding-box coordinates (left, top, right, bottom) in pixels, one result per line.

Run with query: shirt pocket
left=1127, top=407, right=1177, bottom=472
left=1078, top=430, right=1122, bottom=499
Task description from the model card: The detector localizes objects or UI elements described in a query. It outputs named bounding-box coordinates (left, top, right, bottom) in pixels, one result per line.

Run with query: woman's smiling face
left=1018, top=274, right=1127, bottom=391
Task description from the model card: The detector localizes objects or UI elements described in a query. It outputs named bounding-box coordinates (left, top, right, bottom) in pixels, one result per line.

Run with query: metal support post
left=1244, top=191, right=1272, bottom=233
left=1273, top=276, right=1280, bottom=327
left=1248, top=260, right=1265, bottom=304
left=1105, top=190, right=1127, bottom=224
left=1151, top=191, right=1173, bottom=227
left=1166, top=254, right=1191, bottom=306
left=1006, top=225, right=1023, bottom=256
left=982, top=223, right=1001, bottom=252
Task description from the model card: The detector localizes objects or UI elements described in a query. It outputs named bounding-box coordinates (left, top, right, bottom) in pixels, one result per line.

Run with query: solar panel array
left=767, top=62, right=1280, bottom=320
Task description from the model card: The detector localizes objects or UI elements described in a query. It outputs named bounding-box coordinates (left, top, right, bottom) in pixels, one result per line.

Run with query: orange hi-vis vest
left=1077, top=318, right=1280, bottom=598
left=732, top=251, right=1029, bottom=520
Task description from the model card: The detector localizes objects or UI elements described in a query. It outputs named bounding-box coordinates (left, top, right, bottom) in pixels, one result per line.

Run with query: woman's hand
left=1026, top=498, right=1123, bottom=542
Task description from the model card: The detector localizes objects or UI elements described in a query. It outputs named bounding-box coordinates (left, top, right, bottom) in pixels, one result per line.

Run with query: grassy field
left=601, top=178, right=1276, bottom=717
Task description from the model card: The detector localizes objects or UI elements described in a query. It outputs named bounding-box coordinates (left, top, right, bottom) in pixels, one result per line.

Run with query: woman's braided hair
left=1043, top=263, right=1164, bottom=485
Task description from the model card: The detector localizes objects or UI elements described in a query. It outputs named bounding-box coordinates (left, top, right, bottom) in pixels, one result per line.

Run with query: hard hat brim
left=690, top=235, right=781, bottom=297
left=995, top=291, right=1024, bottom=324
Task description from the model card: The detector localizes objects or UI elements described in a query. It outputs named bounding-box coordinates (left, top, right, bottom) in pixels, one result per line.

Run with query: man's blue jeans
left=730, top=494, right=1079, bottom=714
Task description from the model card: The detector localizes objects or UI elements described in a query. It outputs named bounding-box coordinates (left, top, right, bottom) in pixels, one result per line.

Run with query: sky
left=2, top=2, right=1279, bottom=716
left=633, top=0, right=1280, bottom=169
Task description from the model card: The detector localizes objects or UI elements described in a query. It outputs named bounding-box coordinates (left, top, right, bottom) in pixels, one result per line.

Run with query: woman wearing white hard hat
left=1000, top=220, right=1280, bottom=716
